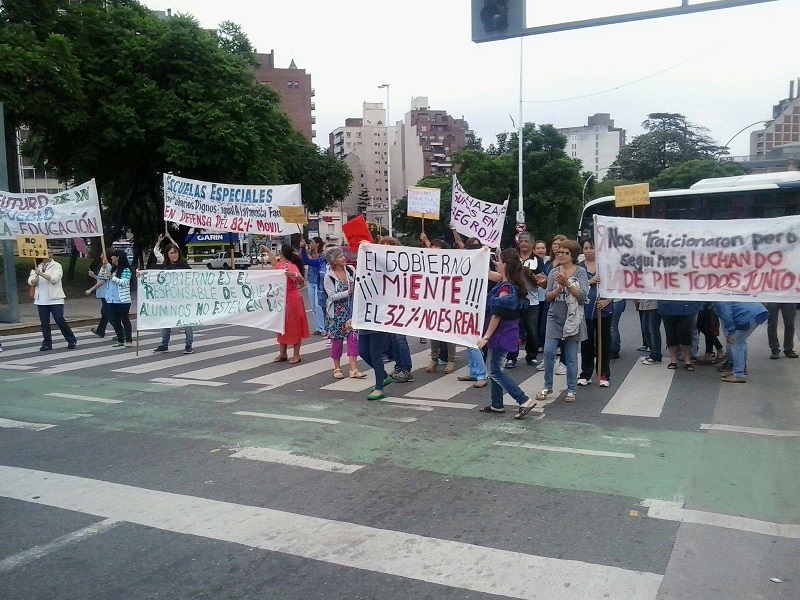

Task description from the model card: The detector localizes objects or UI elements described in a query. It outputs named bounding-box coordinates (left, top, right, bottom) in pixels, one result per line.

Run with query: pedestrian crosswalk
left=1, top=322, right=796, bottom=419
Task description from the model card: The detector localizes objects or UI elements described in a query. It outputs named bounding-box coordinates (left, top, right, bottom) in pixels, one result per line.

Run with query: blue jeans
left=358, top=331, right=387, bottom=391
left=467, top=347, right=487, bottom=381
left=487, top=348, right=528, bottom=409
left=543, top=337, right=579, bottom=394
left=161, top=327, right=193, bottom=348
left=646, top=310, right=663, bottom=362
left=307, top=282, right=325, bottom=332
left=610, top=300, right=626, bottom=354
left=730, top=321, right=760, bottom=379
left=391, top=333, right=412, bottom=372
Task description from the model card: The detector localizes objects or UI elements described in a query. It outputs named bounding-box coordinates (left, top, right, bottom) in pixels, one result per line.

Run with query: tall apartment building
left=390, top=97, right=472, bottom=201
left=252, top=51, right=315, bottom=141
left=329, top=103, right=389, bottom=228
left=750, top=79, right=800, bottom=157
left=557, top=113, right=625, bottom=180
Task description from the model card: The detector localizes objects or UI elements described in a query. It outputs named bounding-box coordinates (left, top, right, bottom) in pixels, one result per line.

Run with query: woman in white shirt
left=27, top=249, right=77, bottom=351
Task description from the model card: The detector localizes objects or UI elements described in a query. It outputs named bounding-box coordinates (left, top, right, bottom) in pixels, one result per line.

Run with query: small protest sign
left=407, top=187, right=441, bottom=219
left=137, top=269, right=287, bottom=332
left=595, top=214, right=800, bottom=302
left=16, top=234, right=48, bottom=258
left=342, top=215, right=373, bottom=252
left=351, top=243, right=490, bottom=348
left=1, top=180, right=103, bottom=239
left=163, top=174, right=301, bottom=236
left=614, top=183, right=650, bottom=208
left=450, top=176, right=507, bottom=247
left=279, top=205, right=308, bottom=225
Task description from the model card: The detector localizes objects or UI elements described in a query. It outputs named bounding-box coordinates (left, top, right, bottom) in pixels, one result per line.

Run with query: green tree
left=1, top=0, right=350, bottom=260
left=356, top=188, right=370, bottom=215
left=653, top=159, right=747, bottom=190
left=393, top=123, right=584, bottom=245
left=607, top=113, right=726, bottom=182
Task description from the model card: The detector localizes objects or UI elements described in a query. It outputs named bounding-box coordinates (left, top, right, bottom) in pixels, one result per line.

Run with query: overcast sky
left=140, top=0, right=797, bottom=159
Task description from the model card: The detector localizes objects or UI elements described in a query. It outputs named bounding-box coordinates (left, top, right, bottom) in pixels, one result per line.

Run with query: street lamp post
left=718, top=120, right=768, bottom=159
left=378, top=83, right=392, bottom=237
left=582, top=173, right=594, bottom=205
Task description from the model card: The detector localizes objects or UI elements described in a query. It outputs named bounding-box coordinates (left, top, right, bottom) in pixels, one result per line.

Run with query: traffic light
left=471, top=0, right=525, bottom=43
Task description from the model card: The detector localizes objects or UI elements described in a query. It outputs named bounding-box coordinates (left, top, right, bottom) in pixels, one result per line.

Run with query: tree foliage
left=0, top=0, right=351, bottom=255
left=652, top=159, right=747, bottom=190
left=607, top=113, right=726, bottom=182
left=392, top=123, right=584, bottom=245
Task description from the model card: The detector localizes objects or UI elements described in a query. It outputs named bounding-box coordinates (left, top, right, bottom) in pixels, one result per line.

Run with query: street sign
left=515, top=223, right=526, bottom=232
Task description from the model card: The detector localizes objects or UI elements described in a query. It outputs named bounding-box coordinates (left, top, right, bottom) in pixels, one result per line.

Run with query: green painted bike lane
left=2, top=373, right=798, bottom=524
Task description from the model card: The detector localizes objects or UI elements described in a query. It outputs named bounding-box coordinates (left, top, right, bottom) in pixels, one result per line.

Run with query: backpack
left=489, top=282, right=528, bottom=320
left=562, top=279, right=584, bottom=337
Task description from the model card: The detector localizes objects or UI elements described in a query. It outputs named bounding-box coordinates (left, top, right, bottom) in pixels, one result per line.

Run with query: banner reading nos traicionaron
left=352, top=244, right=490, bottom=348
left=595, top=214, right=800, bottom=302
left=0, top=179, right=102, bottom=239
left=163, top=174, right=301, bottom=236
left=137, top=269, right=287, bottom=332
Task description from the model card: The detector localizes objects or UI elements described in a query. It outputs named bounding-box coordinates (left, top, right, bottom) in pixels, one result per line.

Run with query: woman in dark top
left=477, top=248, right=535, bottom=419
left=577, top=239, right=613, bottom=387
left=152, top=241, right=194, bottom=354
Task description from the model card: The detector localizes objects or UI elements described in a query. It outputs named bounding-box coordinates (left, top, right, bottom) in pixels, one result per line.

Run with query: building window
left=287, top=81, right=292, bottom=88
left=421, top=126, right=427, bottom=132
left=357, top=132, right=362, bottom=138
left=346, top=132, right=351, bottom=138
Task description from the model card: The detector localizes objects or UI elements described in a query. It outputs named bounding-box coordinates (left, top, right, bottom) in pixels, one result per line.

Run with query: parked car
left=206, top=251, right=251, bottom=270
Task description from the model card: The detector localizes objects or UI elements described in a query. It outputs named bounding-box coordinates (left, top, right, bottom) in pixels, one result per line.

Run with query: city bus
left=578, top=172, right=800, bottom=240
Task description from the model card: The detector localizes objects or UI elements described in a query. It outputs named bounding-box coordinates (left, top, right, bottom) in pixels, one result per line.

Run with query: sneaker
left=577, top=378, right=591, bottom=386
left=91, top=328, right=104, bottom=338
left=599, top=377, right=610, bottom=387
left=39, top=345, right=52, bottom=352
left=636, top=345, right=649, bottom=352
left=537, top=362, right=545, bottom=371
left=505, top=359, right=517, bottom=369
left=785, top=350, right=799, bottom=358
left=535, top=388, right=553, bottom=401
left=525, top=358, right=539, bottom=367
left=555, top=362, right=567, bottom=375
left=183, top=346, right=193, bottom=354
left=125, top=342, right=133, bottom=348
left=153, top=345, right=169, bottom=353
left=112, top=341, right=125, bottom=348
left=641, top=357, right=660, bottom=365
left=392, top=370, right=414, bottom=383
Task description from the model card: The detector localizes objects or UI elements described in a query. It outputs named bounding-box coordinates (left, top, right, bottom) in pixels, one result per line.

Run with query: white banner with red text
left=137, top=269, right=286, bottom=332
left=352, top=243, right=490, bottom=348
left=0, top=179, right=102, bottom=239
left=163, top=174, right=301, bottom=236
left=450, top=175, right=507, bottom=247
left=595, top=214, right=800, bottom=302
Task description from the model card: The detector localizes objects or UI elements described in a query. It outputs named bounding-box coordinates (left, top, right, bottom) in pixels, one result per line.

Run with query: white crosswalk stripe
left=113, top=337, right=261, bottom=375
left=244, top=341, right=343, bottom=386
left=2, top=331, right=161, bottom=365
left=320, top=349, right=434, bottom=393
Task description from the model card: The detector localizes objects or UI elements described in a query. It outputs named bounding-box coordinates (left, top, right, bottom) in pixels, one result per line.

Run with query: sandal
left=288, top=356, right=301, bottom=364
left=333, top=368, right=344, bottom=379
left=515, top=397, right=537, bottom=418
left=272, top=355, right=288, bottom=363
left=683, top=363, right=695, bottom=371
left=479, top=406, right=505, bottom=413
left=350, top=370, right=367, bottom=379
left=667, top=362, right=677, bottom=370
left=535, top=388, right=552, bottom=402
left=367, top=390, right=386, bottom=401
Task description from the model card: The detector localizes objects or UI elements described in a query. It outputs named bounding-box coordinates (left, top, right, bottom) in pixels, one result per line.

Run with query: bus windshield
left=579, top=172, right=800, bottom=240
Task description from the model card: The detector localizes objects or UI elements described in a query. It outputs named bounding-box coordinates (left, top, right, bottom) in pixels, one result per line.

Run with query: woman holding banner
left=477, top=248, right=536, bottom=419
left=152, top=243, right=194, bottom=354
left=105, top=250, right=134, bottom=348
left=265, top=245, right=309, bottom=364
left=537, top=240, right=589, bottom=404
left=322, top=248, right=366, bottom=380
left=300, top=237, right=327, bottom=335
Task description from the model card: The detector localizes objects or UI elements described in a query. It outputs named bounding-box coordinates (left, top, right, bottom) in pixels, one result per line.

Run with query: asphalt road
left=0, top=304, right=798, bottom=599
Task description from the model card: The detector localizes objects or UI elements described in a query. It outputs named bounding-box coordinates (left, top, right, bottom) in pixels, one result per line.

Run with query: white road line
left=242, top=341, right=339, bottom=386
left=0, top=364, right=36, bottom=371
left=230, top=447, right=363, bottom=473
left=3, top=332, right=161, bottom=365
left=642, top=499, right=800, bottom=539
left=0, top=418, right=56, bottom=431
left=149, top=378, right=228, bottom=387
left=46, top=393, right=123, bottom=405
left=0, top=519, right=119, bottom=573
left=494, top=440, right=635, bottom=459
left=381, top=397, right=477, bottom=410
left=699, top=424, right=800, bottom=437
left=177, top=339, right=279, bottom=380
left=602, top=359, right=673, bottom=417
left=233, top=411, right=340, bottom=425
left=0, top=466, right=663, bottom=600
left=110, top=336, right=251, bottom=374
left=320, top=350, right=437, bottom=393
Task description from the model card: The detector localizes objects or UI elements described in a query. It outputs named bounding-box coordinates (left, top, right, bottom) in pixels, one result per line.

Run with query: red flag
left=341, top=215, right=373, bottom=253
